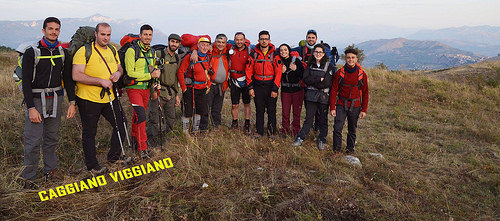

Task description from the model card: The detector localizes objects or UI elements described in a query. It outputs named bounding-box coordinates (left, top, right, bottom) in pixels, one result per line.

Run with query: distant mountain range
left=358, top=38, right=484, bottom=70
left=1, top=14, right=498, bottom=70
left=407, top=25, right=500, bottom=57
left=0, top=14, right=168, bottom=49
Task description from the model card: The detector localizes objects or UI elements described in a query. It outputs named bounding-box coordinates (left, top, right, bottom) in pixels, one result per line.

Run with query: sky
left=1, top=0, right=499, bottom=47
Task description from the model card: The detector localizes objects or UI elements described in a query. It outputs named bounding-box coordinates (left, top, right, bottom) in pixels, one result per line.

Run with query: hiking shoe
left=346, top=149, right=355, bottom=155
left=90, top=165, right=108, bottom=176
left=23, top=180, right=36, bottom=190
left=318, top=140, right=327, bottom=150
left=253, top=134, right=262, bottom=139
left=230, top=120, right=238, bottom=129
left=244, top=123, right=251, bottom=135
left=141, top=150, right=151, bottom=159
left=292, top=137, right=304, bottom=146
left=43, top=170, right=55, bottom=182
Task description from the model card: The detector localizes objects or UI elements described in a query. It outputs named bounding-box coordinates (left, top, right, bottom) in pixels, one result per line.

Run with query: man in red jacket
left=246, top=30, right=282, bottom=137
left=177, top=37, right=212, bottom=134
left=330, top=48, right=369, bottom=154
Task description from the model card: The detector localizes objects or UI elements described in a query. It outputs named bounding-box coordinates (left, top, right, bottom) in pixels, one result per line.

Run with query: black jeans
left=333, top=105, right=361, bottom=152
left=253, top=84, right=277, bottom=135
left=76, top=96, right=126, bottom=170
left=297, top=101, right=329, bottom=142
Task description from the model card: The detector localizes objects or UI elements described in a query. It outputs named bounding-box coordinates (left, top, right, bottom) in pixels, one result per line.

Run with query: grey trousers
left=22, top=95, right=62, bottom=180
left=146, top=95, right=177, bottom=146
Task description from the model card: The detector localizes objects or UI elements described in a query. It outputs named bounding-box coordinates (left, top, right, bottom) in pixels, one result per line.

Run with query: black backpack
left=116, top=39, right=152, bottom=88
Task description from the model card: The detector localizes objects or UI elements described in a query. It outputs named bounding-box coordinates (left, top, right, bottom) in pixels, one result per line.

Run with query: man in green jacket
left=147, top=33, right=185, bottom=146
left=124, top=24, right=160, bottom=159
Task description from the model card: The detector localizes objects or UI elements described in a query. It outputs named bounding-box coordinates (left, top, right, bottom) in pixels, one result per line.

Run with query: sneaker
left=141, top=150, right=151, bottom=159
left=43, top=170, right=55, bottom=182
left=318, top=140, right=327, bottom=150
left=23, top=180, right=36, bottom=190
left=230, top=120, right=238, bottom=129
left=90, top=165, right=108, bottom=176
left=292, top=137, right=304, bottom=146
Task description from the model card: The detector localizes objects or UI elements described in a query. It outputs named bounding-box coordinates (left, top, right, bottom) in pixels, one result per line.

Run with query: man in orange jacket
left=200, top=33, right=230, bottom=129
left=177, top=37, right=212, bottom=133
left=246, top=30, right=282, bottom=137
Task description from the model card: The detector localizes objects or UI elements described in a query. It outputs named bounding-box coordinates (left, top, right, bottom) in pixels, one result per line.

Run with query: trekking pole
left=113, top=85, right=134, bottom=164
left=103, top=87, right=129, bottom=167
left=154, top=79, right=164, bottom=151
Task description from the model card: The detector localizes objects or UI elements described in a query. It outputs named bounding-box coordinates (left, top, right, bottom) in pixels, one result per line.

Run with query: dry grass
left=0, top=51, right=499, bottom=220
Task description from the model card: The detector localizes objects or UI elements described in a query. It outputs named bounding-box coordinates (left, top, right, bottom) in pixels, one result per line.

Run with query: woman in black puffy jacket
left=292, top=44, right=335, bottom=150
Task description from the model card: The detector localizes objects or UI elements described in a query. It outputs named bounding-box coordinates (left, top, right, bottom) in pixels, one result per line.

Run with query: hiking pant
left=22, top=95, right=62, bottom=180
left=281, top=90, right=304, bottom=136
left=297, top=101, right=329, bottom=143
left=146, top=93, right=177, bottom=147
left=182, top=87, right=208, bottom=129
left=333, top=105, right=361, bottom=152
left=201, top=83, right=225, bottom=129
left=76, top=96, right=126, bottom=171
left=254, top=84, right=277, bottom=136
left=127, top=89, right=149, bottom=151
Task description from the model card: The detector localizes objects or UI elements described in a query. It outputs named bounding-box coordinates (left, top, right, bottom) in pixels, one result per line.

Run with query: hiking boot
left=253, top=134, right=262, bottom=139
left=90, top=165, right=108, bottom=176
left=318, top=140, right=327, bottom=150
left=43, top=170, right=55, bottom=182
left=346, top=149, right=355, bottom=155
left=292, top=137, right=304, bottom=146
left=230, top=120, right=238, bottom=129
left=141, top=150, right=151, bottom=159
left=244, top=122, right=251, bottom=135
left=23, top=180, right=36, bottom=190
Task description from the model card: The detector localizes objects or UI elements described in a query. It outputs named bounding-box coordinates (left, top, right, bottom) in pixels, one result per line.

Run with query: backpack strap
left=32, top=46, right=41, bottom=83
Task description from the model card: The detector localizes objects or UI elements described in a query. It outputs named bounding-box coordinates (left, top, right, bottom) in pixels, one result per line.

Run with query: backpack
left=13, top=41, right=65, bottom=92
left=68, top=26, right=117, bottom=64
left=337, top=63, right=365, bottom=111
left=117, top=36, right=154, bottom=88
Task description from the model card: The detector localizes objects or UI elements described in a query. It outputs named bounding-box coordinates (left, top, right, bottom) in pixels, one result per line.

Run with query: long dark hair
left=278, top=43, right=291, bottom=60
left=308, top=44, right=328, bottom=68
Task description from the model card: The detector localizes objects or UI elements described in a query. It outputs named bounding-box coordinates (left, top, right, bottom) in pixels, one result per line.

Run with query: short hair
left=344, top=48, right=358, bottom=56
left=95, top=23, right=111, bottom=33
left=234, top=32, right=245, bottom=39
left=43, top=17, right=60, bottom=29
left=258, top=30, right=270, bottom=38
left=216, top=33, right=227, bottom=41
left=140, top=24, right=153, bottom=34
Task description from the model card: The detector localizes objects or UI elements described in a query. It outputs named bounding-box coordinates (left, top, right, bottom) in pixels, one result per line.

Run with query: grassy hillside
left=0, top=51, right=498, bottom=220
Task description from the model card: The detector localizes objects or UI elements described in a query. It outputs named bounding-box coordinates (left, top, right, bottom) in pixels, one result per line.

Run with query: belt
left=32, top=86, right=62, bottom=118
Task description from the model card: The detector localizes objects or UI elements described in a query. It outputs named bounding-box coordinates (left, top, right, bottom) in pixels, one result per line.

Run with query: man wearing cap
left=147, top=33, right=185, bottom=146
left=177, top=36, right=212, bottom=134
left=229, top=32, right=252, bottom=133
left=199, top=33, right=231, bottom=129
left=246, top=30, right=282, bottom=137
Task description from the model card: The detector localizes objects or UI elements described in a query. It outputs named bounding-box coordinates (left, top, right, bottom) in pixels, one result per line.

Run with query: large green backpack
left=68, top=26, right=116, bottom=63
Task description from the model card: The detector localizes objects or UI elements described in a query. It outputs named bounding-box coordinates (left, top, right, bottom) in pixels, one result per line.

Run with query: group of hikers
left=19, top=17, right=369, bottom=189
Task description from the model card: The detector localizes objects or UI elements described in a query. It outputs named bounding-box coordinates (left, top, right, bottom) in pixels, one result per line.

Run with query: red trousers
left=281, top=90, right=304, bottom=136
left=127, top=88, right=149, bottom=151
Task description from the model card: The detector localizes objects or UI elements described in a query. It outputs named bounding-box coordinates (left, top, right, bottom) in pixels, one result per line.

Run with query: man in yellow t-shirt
left=72, top=22, right=125, bottom=175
